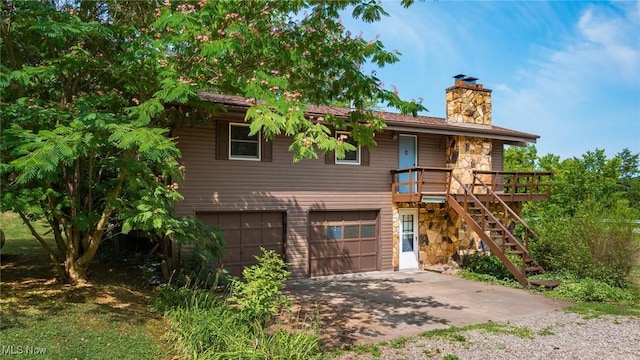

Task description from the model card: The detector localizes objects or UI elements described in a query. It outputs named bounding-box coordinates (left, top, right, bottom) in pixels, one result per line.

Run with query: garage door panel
left=308, top=224, right=324, bottom=240
left=309, top=210, right=379, bottom=276
left=260, top=244, right=282, bottom=254
left=224, top=229, right=242, bottom=244
left=224, top=247, right=242, bottom=263
left=359, top=255, right=377, bottom=270
left=196, top=213, right=219, bottom=224
left=310, top=240, right=342, bottom=257
left=241, top=213, right=263, bottom=227
left=359, top=211, right=378, bottom=221
left=218, top=213, right=241, bottom=227
left=262, top=228, right=283, bottom=244
left=325, top=212, right=344, bottom=222
left=243, top=246, right=263, bottom=262
left=344, top=241, right=360, bottom=254
left=196, top=211, right=285, bottom=276
left=313, top=257, right=348, bottom=276
left=242, top=228, right=262, bottom=243
left=342, top=212, right=360, bottom=221
left=360, top=239, right=377, bottom=253
left=261, top=212, right=283, bottom=225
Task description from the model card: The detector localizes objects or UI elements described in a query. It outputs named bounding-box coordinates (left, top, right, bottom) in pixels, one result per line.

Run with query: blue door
left=398, top=135, right=417, bottom=194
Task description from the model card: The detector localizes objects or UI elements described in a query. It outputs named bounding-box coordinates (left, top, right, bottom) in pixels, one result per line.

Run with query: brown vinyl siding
left=174, top=121, right=513, bottom=276
left=173, top=123, right=402, bottom=276
left=492, top=140, right=505, bottom=171
left=417, top=133, right=447, bottom=168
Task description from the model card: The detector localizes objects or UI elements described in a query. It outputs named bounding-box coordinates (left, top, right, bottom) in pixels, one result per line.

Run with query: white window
left=335, top=131, right=360, bottom=165
left=229, top=123, right=260, bottom=160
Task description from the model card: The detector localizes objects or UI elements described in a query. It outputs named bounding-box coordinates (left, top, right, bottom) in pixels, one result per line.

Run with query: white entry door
left=398, top=209, right=419, bottom=269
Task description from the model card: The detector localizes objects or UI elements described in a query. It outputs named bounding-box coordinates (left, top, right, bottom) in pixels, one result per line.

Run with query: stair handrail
left=472, top=173, right=539, bottom=250
left=450, top=175, right=535, bottom=286
left=451, top=176, right=529, bottom=252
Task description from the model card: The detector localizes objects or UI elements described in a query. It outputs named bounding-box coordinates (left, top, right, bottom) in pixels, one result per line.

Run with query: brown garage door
left=309, top=210, right=378, bottom=276
left=196, top=211, right=285, bottom=276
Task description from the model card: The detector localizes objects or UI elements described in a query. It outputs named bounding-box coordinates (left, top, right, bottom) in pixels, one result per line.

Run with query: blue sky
left=343, top=1, right=640, bottom=160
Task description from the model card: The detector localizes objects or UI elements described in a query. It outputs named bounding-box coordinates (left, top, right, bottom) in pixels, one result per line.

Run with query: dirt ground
left=0, top=245, right=171, bottom=353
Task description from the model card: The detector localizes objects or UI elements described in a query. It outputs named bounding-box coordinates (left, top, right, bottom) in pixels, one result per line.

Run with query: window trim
left=335, top=131, right=361, bottom=165
left=229, top=123, right=261, bottom=161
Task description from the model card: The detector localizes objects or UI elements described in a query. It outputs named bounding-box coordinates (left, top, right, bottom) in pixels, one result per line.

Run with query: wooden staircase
left=447, top=175, right=544, bottom=288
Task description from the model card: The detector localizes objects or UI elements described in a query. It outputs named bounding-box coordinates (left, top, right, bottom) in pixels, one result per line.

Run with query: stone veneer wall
left=392, top=203, right=478, bottom=269
left=446, top=136, right=493, bottom=193
left=391, top=82, right=510, bottom=268
left=445, top=85, right=492, bottom=126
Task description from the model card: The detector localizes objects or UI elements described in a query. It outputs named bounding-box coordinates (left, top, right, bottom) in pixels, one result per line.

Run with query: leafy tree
left=617, top=148, right=640, bottom=211
left=505, top=146, right=639, bottom=217
left=505, top=146, right=640, bottom=285
left=1, top=0, right=421, bottom=283
left=504, top=144, right=537, bottom=171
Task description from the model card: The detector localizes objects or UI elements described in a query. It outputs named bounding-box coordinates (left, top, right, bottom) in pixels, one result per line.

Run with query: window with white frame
left=335, top=131, right=360, bottom=165
left=229, top=123, right=260, bottom=160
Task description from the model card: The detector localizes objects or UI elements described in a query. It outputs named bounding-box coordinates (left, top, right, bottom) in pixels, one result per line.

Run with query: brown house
left=173, top=75, right=552, bottom=287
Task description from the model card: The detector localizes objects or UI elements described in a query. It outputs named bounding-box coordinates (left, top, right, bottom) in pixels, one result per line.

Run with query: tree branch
left=78, top=160, right=129, bottom=266
left=18, top=212, right=65, bottom=278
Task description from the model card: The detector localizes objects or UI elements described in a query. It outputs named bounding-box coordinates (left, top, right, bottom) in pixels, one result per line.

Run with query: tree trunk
left=65, top=256, right=90, bottom=285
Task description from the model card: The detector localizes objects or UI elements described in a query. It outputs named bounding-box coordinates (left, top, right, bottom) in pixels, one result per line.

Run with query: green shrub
left=156, top=247, right=322, bottom=359
left=548, top=278, right=637, bottom=303
left=458, top=270, right=522, bottom=288
left=166, top=304, right=249, bottom=356
left=152, top=284, right=220, bottom=312
left=531, top=201, right=640, bottom=287
left=229, top=248, right=291, bottom=326
left=461, top=253, right=514, bottom=281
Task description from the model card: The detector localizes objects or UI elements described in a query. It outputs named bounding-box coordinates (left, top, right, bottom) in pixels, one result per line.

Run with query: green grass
left=563, top=302, right=640, bottom=319
left=1, top=211, right=50, bottom=239
left=457, top=270, right=523, bottom=289
left=390, top=336, right=409, bottom=349
left=1, top=303, right=166, bottom=359
left=339, top=343, right=381, bottom=357
left=419, top=322, right=535, bottom=343
left=0, top=212, right=172, bottom=359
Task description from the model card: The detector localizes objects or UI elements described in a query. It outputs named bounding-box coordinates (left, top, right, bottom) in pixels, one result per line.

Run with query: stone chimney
left=445, top=74, right=493, bottom=192
left=446, top=74, right=492, bottom=127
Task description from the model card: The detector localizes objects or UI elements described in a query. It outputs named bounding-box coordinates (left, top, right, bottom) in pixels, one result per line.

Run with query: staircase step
left=525, top=266, right=543, bottom=272
left=506, top=250, right=524, bottom=255
left=528, top=279, right=561, bottom=290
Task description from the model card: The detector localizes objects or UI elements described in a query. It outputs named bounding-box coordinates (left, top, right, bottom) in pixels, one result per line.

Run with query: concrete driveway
left=284, top=270, right=573, bottom=348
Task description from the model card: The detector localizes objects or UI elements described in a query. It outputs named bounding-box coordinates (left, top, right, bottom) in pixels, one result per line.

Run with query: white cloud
left=576, top=6, right=639, bottom=82
left=495, top=2, right=640, bottom=158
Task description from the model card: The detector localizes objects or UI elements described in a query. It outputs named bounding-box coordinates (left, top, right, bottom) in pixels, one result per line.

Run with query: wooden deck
left=391, top=167, right=552, bottom=203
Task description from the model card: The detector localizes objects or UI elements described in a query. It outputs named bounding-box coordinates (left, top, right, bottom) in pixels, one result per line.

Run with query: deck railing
left=472, top=171, right=553, bottom=201
left=391, top=168, right=552, bottom=203
left=390, top=167, right=452, bottom=202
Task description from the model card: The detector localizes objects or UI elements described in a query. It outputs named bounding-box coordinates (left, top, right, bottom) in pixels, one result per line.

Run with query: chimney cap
left=463, top=76, right=478, bottom=84
left=453, top=74, right=466, bottom=79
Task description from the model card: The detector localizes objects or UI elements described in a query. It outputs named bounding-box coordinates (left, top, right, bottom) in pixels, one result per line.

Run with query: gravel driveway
left=330, top=310, right=640, bottom=360
left=285, top=271, right=639, bottom=359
